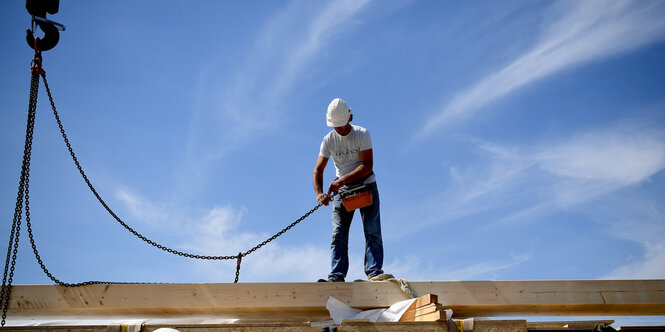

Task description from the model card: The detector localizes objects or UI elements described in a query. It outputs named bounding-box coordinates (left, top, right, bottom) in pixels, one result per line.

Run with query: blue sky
left=1, top=0, right=665, bottom=326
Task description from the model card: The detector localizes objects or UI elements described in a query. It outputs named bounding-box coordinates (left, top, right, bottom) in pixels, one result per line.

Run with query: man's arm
left=327, top=148, right=373, bottom=195
left=313, top=156, right=330, bottom=206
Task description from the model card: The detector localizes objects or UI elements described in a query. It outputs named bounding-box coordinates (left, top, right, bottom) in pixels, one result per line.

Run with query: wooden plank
left=2, top=323, right=322, bottom=332
left=145, top=323, right=321, bottom=332
left=337, top=321, right=448, bottom=332
left=401, top=294, right=439, bottom=314
left=399, top=293, right=441, bottom=322
left=415, top=304, right=445, bottom=316
left=415, top=294, right=439, bottom=308
left=414, top=310, right=447, bottom=322
left=7, top=280, right=665, bottom=319
left=400, top=309, right=418, bottom=322
left=527, top=320, right=614, bottom=330
left=474, top=320, right=527, bottom=332
left=1, top=327, right=107, bottom=332
left=414, top=280, right=665, bottom=317
left=401, top=304, right=447, bottom=322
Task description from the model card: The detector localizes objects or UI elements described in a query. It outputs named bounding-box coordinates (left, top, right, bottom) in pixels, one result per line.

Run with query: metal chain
left=234, top=253, right=242, bottom=283
left=42, top=74, right=240, bottom=261
left=25, top=166, right=136, bottom=287
left=1, top=53, right=328, bottom=325
left=0, top=67, right=40, bottom=327
left=242, top=203, right=324, bottom=257
left=232, top=201, right=326, bottom=282
left=39, top=72, right=327, bottom=279
left=1, top=38, right=336, bottom=326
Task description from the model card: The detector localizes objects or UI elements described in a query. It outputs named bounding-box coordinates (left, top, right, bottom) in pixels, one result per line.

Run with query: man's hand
left=327, top=178, right=344, bottom=196
left=313, top=156, right=330, bottom=206
left=317, top=193, right=331, bottom=206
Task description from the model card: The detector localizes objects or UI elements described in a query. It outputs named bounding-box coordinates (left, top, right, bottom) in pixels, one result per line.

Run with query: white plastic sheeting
left=325, top=296, right=418, bottom=325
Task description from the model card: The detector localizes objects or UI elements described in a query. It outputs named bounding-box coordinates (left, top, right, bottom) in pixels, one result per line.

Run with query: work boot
left=317, top=277, right=344, bottom=282
left=368, top=273, right=394, bottom=281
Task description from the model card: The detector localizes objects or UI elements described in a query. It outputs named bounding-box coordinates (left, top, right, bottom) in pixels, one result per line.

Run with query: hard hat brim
left=327, top=118, right=350, bottom=127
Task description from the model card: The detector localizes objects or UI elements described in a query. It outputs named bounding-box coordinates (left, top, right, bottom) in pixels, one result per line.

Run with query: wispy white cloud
left=464, top=120, right=659, bottom=221
left=536, top=121, right=665, bottom=208
left=382, top=253, right=531, bottom=281
left=383, top=256, right=428, bottom=281
left=438, top=253, right=532, bottom=281
left=180, top=0, right=372, bottom=195
left=591, top=196, right=665, bottom=279
left=267, top=0, right=371, bottom=101
left=537, top=126, right=665, bottom=185
left=397, top=117, right=665, bottom=279
left=185, top=205, right=254, bottom=254
left=182, top=204, right=330, bottom=282
left=395, top=117, right=665, bottom=249
left=115, top=188, right=175, bottom=228
left=385, top=141, right=539, bottom=237
left=112, top=189, right=331, bottom=282
left=240, top=246, right=330, bottom=282
left=420, top=0, right=665, bottom=135
left=603, top=241, right=665, bottom=279
left=198, top=0, right=370, bottom=145
left=191, top=244, right=330, bottom=283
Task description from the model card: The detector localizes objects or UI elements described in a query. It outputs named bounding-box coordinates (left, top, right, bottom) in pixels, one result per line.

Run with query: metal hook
left=26, top=16, right=63, bottom=51
left=33, top=16, right=66, bottom=31
left=25, top=0, right=65, bottom=52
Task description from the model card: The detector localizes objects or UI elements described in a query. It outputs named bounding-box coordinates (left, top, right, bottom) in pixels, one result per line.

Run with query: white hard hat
left=326, top=98, right=351, bottom=127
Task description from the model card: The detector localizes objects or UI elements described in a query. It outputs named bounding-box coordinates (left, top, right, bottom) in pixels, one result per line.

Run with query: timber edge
left=5, top=279, right=665, bottom=330
left=0, top=320, right=622, bottom=332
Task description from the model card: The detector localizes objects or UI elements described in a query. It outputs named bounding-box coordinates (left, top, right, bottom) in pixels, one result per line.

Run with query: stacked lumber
left=399, top=294, right=476, bottom=331
left=399, top=294, right=451, bottom=322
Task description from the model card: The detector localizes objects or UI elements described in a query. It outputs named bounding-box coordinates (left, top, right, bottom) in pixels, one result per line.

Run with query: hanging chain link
left=1, top=52, right=327, bottom=326
left=42, top=73, right=325, bottom=264
left=0, top=63, right=40, bottom=327
left=41, top=67, right=325, bottom=277
left=234, top=253, right=242, bottom=283
left=43, top=74, right=238, bottom=260
left=243, top=203, right=323, bottom=257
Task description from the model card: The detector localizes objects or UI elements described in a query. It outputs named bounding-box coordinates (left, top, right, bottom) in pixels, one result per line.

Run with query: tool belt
left=338, top=172, right=374, bottom=211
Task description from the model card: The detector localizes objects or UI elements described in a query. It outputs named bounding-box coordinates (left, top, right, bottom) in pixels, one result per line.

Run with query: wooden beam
left=399, top=293, right=440, bottom=322
left=527, top=320, right=614, bottom=330
left=413, top=303, right=445, bottom=317
left=413, top=310, right=447, bottom=322
left=475, top=320, right=527, bottom=332
left=8, top=279, right=665, bottom=320
left=338, top=320, right=448, bottom=332
left=414, top=294, right=439, bottom=308
left=400, top=304, right=450, bottom=322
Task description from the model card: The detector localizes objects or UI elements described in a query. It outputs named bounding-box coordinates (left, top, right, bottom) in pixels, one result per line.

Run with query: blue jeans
left=329, top=181, right=384, bottom=281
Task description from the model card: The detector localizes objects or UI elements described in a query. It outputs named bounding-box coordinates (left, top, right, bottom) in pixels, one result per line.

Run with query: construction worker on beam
left=313, top=98, right=391, bottom=282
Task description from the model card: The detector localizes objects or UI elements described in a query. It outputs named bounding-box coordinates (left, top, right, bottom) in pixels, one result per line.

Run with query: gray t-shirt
left=319, top=125, right=376, bottom=184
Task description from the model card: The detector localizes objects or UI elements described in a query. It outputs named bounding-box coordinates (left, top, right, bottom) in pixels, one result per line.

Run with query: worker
left=313, top=98, right=391, bottom=282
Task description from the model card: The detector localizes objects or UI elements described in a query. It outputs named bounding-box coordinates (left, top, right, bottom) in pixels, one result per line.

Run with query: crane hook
left=25, top=0, right=65, bottom=51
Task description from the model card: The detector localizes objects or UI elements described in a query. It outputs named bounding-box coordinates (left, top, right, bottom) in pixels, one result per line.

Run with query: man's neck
left=335, top=124, right=353, bottom=136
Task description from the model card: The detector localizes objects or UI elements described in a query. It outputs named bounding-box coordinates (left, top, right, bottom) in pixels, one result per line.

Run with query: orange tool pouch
left=339, top=184, right=373, bottom=212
